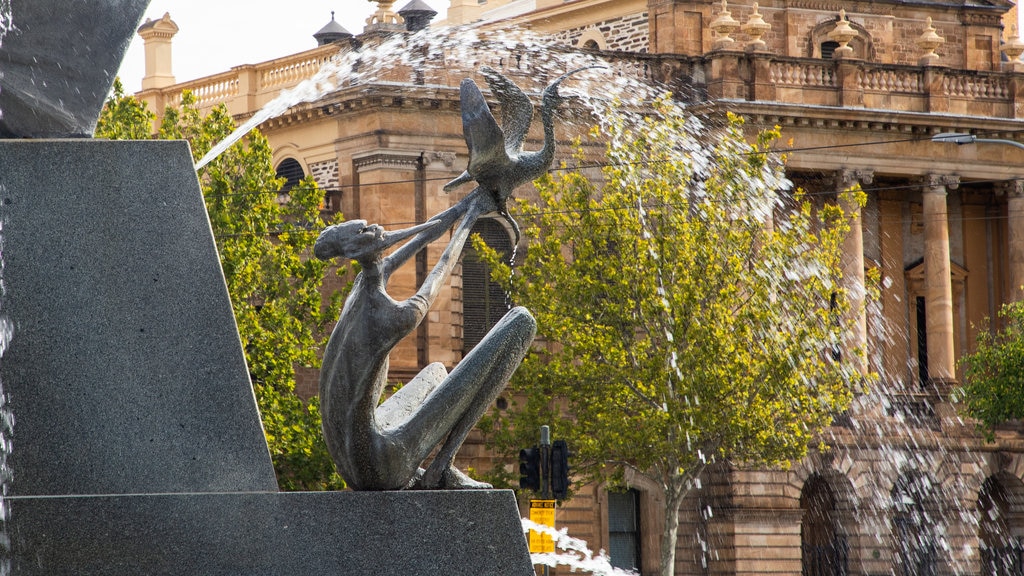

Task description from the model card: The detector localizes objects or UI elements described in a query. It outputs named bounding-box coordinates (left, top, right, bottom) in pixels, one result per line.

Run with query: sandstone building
left=136, top=1, right=1024, bottom=574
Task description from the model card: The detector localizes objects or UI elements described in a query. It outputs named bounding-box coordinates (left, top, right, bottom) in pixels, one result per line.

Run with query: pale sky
left=117, top=0, right=449, bottom=93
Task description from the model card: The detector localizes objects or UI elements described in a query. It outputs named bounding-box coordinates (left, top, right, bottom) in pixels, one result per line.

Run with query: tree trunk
left=659, top=477, right=687, bottom=576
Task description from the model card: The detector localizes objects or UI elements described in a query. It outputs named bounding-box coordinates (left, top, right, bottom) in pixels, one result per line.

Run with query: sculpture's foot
left=440, top=466, right=492, bottom=489
left=414, top=466, right=492, bottom=490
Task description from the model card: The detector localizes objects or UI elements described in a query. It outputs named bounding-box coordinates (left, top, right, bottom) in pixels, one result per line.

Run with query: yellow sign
left=529, top=499, right=556, bottom=553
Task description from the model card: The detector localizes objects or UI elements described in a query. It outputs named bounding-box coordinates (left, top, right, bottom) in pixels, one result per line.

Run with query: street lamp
left=932, top=132, right=1024, bottom=151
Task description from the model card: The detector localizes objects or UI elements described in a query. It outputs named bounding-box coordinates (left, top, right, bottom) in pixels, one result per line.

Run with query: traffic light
left=519, top=447, right=541, bottom=491
left=550, top=440, right=570, bottom=500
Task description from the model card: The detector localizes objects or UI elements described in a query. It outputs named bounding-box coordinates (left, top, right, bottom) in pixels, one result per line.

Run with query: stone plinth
left=0, top=140, right=534, bottom=574
left=0, top=140, right=277, bottom=495
left=9, top=490, right=533, bottom=576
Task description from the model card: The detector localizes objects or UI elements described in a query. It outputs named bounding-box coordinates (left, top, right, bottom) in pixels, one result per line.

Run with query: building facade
left=136, top=1, right=1024, bottom=574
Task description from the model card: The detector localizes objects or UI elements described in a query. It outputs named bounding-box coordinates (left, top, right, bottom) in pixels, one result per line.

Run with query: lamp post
left=931, top=132, right=1024, bottom=151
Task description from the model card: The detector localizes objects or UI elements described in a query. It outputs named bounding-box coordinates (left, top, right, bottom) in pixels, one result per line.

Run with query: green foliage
left=474, top=97, right=866, bottom=575
left=957, top=301, right=1024, bottom=440
left=96, top=79, right=155, bottom=140
left=99, top=87, right=346, bottom=490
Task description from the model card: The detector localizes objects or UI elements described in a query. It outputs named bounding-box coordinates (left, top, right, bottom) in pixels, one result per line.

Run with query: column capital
left=836, top=168, right=874, bottom=189
left=997, top=179, right=1024, bottom=198
left=923, top=173, right=960, bottom=191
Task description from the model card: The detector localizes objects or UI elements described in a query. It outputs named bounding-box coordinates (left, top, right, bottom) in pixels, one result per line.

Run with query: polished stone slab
left=9, top=490, right=534, bottom=576
left=0, top=141, right=278, bottom=495
left=0, top=0, right=151, bottom=137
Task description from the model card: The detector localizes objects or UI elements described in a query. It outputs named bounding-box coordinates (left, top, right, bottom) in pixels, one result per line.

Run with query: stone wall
left=556, top=12, right=650, bottom=53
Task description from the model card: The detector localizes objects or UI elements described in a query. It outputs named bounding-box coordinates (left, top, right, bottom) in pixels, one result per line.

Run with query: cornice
left=706, top=99, right=1024, bottom=138
left=254, top=84, right=462, bottom=131
left=352, top=152, right=423, bottom=171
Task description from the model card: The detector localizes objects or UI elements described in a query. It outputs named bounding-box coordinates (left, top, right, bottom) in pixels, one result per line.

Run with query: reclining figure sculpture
left=315, top=66, right=590, bottom=489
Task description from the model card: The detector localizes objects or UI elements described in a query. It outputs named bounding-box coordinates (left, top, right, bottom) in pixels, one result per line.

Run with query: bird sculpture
left=445, top=65, right=602, bottom=243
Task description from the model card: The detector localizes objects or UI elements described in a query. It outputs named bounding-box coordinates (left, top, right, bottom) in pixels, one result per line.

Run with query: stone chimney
left=314, top=11, right=353, bottom=45
left=137, top=13, right=179, bottom=90
left=398, top=0, right=437, bottom=32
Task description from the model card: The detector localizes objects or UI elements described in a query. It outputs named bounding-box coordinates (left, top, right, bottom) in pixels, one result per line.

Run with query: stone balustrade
left=138, top=42, right=1024, bottom=124
left=138, top=43, right=340, bottom=118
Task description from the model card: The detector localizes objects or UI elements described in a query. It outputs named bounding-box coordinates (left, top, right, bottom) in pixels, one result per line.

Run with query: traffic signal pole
left=540, top=425, right=551, bottom=500
left=539, top=425, right=551, bottom=576
left=521, top=425, right=569, bottom=576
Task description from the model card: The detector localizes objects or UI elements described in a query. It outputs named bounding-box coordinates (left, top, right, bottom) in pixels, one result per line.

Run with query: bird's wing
left=480, top=66, right=533, bottom=155
left=459, top=77, right=506, bottom=174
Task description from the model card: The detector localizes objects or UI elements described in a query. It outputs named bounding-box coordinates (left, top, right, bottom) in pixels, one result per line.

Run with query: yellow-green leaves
left=476, top=98, right=866, bottom=500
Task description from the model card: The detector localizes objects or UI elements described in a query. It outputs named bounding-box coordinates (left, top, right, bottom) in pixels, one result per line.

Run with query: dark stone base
left=9, top=490, right=534, bottom=576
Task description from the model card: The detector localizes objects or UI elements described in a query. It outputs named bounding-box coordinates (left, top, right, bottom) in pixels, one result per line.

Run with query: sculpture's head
left=314, top=219, right=438, bottom=262
left=541, top=66, right=607, bottom=111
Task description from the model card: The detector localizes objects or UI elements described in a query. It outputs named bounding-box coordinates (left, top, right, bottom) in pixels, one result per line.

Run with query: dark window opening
left=916, top=296, right=928, bottom=387
left=608, top=489, right=641, bottom=572
left=821, top=41, right=840, bottom=60
left=801, top=474, right=848, bottom=576
left=892, top=474, right=938, bottom=576
left=980, top=477, right=1024, bottom=576
left=461, top=218, right=513, bottom=354
left=275, top=158, right=305, bottom=193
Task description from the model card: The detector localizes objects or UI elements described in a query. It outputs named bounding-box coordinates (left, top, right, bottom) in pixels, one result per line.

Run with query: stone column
left=837, top=169, right=873, bottom=377
left=922, top=174, right=959, bottom=386
left=1005, top=180, right=1024, bottom=302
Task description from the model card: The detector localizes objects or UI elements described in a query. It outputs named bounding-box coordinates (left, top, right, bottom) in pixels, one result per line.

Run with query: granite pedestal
left=0, top=140, right=533, bottom=575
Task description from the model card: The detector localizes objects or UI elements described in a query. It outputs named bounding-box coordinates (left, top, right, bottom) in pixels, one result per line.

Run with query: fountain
left=0, top=2, right=532, bottom=574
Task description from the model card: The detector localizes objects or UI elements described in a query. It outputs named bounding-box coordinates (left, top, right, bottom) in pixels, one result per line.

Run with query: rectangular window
left=608, top=489, right=641, bottom=571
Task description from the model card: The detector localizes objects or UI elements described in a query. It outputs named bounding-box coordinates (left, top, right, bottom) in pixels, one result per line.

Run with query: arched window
left=608, top=488, right=642, bottom=572
left=820, top=41, right=840, bottom=60
left=979, top=473, right=1024, bottom=576
left=461, top=218, right=513, bottom=354
left=801, top=474, right=848, bottom=576
left=892, top=472, right=939, bottom=576
left=275, top=158, right=305, bottom=193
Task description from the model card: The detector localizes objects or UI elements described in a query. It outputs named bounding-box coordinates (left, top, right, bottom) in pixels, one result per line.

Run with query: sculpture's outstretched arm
left=403, top=189, right=497, bottom=316
left=382, top=188, right=487, bottom=280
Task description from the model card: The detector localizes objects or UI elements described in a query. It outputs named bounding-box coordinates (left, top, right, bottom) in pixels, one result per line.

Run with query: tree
left=475, top=98, right=868, bottom=576
left=98, top=82, right=346, bottom=490
left=957, top=301, right=1024, bottom=440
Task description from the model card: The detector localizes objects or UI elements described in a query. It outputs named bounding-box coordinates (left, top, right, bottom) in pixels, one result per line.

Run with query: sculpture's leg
left=376, top=362, right=448, bottom=432
left=418, top=306, right=536, bottom=489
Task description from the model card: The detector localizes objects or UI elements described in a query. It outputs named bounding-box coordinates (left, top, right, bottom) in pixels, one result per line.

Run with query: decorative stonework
left=836, top=168, right=874, bottom=189
left=916, top=17, right=945, bottom=65
left=710, top=0, right=741, bottom=49
left=556, top=13, right=649, bottom=53
left=365, top=0, right=404, bottom=33
left=827, top=9, right=858, bottom=58
left=310, top=159, right=340, bottom=191
left=352, top=152, right=422, bottom=172
left=1006, top=28, right=1024, bottom=59
left=923, top=173, right=959, bottom=191
left=425, top=151, right=457, bottom=169
left=741, top=3, right=772, bottom=52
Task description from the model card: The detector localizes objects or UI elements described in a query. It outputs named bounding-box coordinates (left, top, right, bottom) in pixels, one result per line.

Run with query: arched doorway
left=979, top=472, right=1024, bottom=575
left=801, top=473, right=848, bottom=576
left=892, top=472, right=939, bottom=576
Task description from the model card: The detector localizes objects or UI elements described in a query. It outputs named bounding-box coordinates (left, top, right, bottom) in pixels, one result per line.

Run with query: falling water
left=0, top=4, right=13, bottom=573
left=193, top=24, right=696, bottom=172
left=522, top=517, right=637, bottom=575
left=187, top=18, right=999, bottom=574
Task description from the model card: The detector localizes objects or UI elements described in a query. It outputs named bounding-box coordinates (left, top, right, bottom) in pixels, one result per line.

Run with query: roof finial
left=331, top=10, right=335, bottom=20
